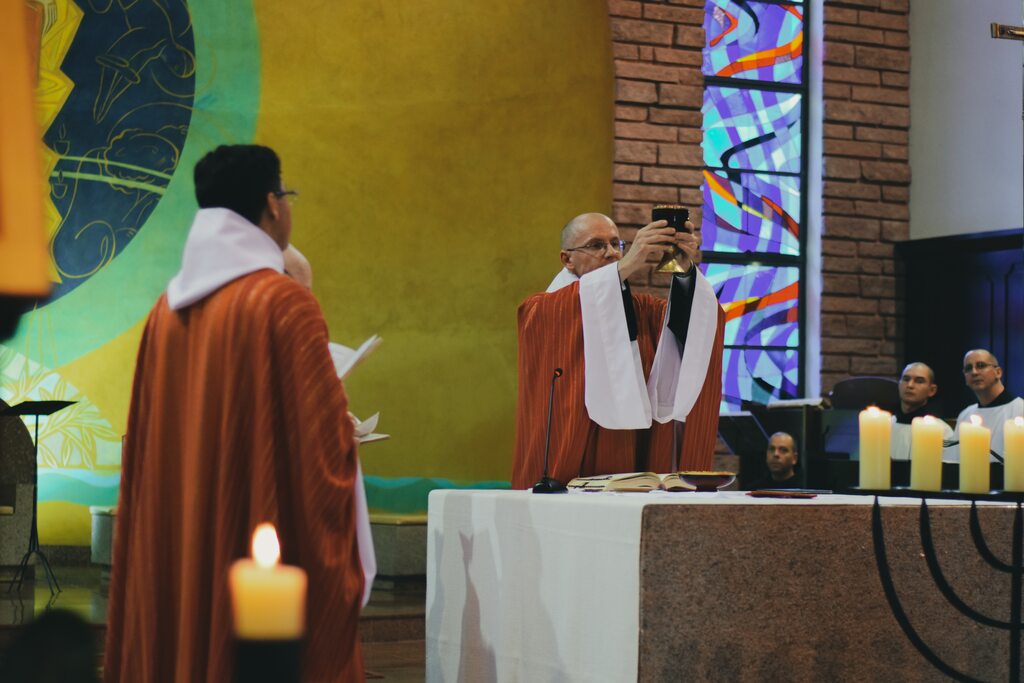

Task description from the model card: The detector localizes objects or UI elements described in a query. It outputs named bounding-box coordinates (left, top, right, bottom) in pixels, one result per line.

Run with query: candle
left=1004, top=417, right=1024, bottom=492
left=229, top=523, right=308, bottom=639
left=859, top=406, right=892, bottom=489
left=959, top=415, right=991, bottom=494
left=910, top=415, right=944, bottom=491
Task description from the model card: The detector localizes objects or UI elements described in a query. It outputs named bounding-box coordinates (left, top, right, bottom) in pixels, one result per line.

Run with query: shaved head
left=561, top=213, right=614, bottom=249
left=901, top=362, right=935, bottom=384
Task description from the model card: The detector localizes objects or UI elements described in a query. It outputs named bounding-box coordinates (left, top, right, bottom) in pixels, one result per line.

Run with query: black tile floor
left=0, top=565, right=426, bottom=681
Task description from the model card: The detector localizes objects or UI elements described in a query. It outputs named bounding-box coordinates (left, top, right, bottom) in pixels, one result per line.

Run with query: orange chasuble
left=512, top=281, right=725, bottom=489
left=105, top=271, right=364, bottom=683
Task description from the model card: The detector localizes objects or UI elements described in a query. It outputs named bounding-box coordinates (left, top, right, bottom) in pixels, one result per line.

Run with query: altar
left=427, top=489, right=1023, bottom=682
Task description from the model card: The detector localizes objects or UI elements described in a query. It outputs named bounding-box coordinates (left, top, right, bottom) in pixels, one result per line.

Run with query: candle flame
left=922, top=415, right=935, bottom=424
left=970, top=414, right=983, bottom=426
left=867, top=406, right=880, bottom=415
left=1016, top=417, right=1024, bottom=428
left=251, top=523, right=280, bottom=569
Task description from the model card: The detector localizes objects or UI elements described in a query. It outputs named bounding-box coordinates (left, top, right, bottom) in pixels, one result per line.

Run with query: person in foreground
left=748, top=432, right=800, bottom=490
left=956, top=349, right=1024, bottom=460
left=512, top=212, right=725, bottom=489
left=104, top=145, right=366, bottom=683
left=890, top=362, right=953, bottom=461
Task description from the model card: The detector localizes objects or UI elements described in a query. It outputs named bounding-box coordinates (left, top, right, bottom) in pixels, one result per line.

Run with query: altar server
left=890, top=362, right=953, bottom=461
left=955, top=349, right=1024, bottom=461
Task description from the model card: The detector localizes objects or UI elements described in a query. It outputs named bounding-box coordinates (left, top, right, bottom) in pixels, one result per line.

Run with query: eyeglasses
left=273, top=189, right=298, bottom=203
left=963, top=362, right=997, bottom=374
left=564, top=239, right=625, bottom=255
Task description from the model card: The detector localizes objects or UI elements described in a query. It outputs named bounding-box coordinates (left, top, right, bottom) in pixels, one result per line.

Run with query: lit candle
left=910, top=415, right=944, bottom=491
left=1004, top=417, right=1024, bottom=492
left=859, top=406, right=892, bottom=489
left=229, top=523, right=308, bottom=639
left=959, top=415, right=991, bottom=494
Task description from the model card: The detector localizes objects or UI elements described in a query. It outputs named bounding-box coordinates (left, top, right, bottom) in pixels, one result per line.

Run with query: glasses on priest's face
left=564, top=239, right=626, bottom=256
left=963, top=361, right=997, bottom=374
left=273, top=188, right=298, bottom=205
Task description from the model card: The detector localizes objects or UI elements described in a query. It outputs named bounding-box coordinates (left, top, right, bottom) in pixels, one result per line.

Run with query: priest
left=105, top=145, right=367, bottom=683
left=956, top=348, right=1024, bottom=460
left=512, top=212, right=725, bottom=489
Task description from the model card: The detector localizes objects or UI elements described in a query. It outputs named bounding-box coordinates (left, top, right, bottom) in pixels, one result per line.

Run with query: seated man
left=956, top=349, right=1024, bottom=460
left=891, top=362, right=953, bottom=461
left=512, top=212, right=725, bottom=489
left=748, top=432, right=801, bottom=489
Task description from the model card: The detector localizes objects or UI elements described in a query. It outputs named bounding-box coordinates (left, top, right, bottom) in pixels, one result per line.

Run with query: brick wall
left=607, top=0, right=911, bottom=398
left=820, top=0, right=909, bottom=392
left=607, top=0, right=705, bottom=293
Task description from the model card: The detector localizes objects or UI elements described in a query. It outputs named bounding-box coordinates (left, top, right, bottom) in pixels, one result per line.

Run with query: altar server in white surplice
left=954, top=349, right=1024, bottom=462
left=890, top=362, right=954, bottom=461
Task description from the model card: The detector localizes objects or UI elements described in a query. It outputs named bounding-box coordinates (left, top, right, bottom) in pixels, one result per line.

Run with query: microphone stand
left=533, top=368, right=567, bottom=493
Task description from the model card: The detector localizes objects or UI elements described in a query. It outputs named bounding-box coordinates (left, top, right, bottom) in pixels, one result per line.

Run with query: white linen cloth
left=426, top=489, right=982, bottom=683
left=545, top=263, right=719, bottom=429
left=165, top=207, right=376, bottom=606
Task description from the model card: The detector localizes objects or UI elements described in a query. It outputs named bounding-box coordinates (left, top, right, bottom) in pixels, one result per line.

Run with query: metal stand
left=1, top=400, right=74, bottom=595
left=865, top=489, right=1024, bottom=682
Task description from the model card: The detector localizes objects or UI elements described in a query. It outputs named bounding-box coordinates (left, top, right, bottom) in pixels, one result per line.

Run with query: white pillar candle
left=859, top=406, right=892, bottom=490
left=1003, top=417, right=1024, bottom=492
left=959, top=415, right=991, bottom=494
left=910, top=415, right=944, bottom=492
left=229, top=523, right=308, bottom=640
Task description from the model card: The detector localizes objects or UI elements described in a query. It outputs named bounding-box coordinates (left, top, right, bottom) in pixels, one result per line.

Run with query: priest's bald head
left=559, top=213, right=624, bottom=277
left=559, top=212, right=703, bottom=280
left=963, top=349, right=1005, bottom=405
left=194, top=144, right=294, bottom=250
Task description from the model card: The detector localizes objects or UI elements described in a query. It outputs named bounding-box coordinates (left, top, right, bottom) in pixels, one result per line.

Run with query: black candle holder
left=234, top=638, right=302, bottom=683
left=846, top=488, right=1024, bottom=682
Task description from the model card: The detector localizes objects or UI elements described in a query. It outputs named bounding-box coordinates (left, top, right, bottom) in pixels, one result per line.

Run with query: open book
left=329, top=336, right=388, bottom=444
left=567, top=472, right=692, bottom=492
left=351, top=411, right=389, bottom=444
left=329, top=335, right=382, bottom=380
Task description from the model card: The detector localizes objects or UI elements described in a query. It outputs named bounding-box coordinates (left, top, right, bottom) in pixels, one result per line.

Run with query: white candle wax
left=1003, top=417, right=1024, bottom=492
left=229, top=523, right=307, bottom=640
left=910, top=415, right=944, bottom=492
left=859, top=406, right=892, bottom=489
left=959, top=415, right=991, bottom=494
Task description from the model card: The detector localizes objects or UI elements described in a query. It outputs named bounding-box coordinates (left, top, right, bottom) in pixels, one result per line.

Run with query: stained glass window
left=701, top=0, right=807, bottom=410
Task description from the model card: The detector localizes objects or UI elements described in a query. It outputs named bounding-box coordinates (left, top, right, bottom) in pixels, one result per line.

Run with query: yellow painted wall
left=254, top=2, right=615, bottom=480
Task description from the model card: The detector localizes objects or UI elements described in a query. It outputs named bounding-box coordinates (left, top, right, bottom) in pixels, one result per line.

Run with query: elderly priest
left=512, top=212, right=725, bottom=489
left=104, top=145, right=368, bottom=683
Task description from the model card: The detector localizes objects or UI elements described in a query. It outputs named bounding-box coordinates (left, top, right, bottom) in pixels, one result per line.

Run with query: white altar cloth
left=426, top=489, right=982, bottom=683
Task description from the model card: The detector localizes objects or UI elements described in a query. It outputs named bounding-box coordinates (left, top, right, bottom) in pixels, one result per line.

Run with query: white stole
left=647, top=271, right=719, bottom=423
left=354, top=461, right=376, bottom=607
left=546, top=264, right=719, bottom=429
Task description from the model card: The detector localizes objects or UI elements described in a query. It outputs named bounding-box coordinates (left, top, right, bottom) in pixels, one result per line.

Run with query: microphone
left=533, top=367, right=568, bottom=494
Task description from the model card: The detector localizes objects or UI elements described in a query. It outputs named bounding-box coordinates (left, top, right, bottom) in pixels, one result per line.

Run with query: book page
left=351, top=411, right=389, bottom=445
left=329, top=335, right=382, bottom=380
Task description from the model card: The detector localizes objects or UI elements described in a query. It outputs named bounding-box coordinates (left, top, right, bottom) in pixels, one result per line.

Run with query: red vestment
left=512, top=281, right=725, bottom=489
left=105, top=271, right=364, bottom=683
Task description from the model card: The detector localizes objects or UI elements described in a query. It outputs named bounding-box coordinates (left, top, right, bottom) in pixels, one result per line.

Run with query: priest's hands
left=673, top=221, right=701, bottom=274
left=617, top=220, right=677, bottom=282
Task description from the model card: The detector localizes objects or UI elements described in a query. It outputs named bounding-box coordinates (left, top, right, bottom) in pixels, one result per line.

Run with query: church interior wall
left=909, top=0, right=1023, bottom=240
